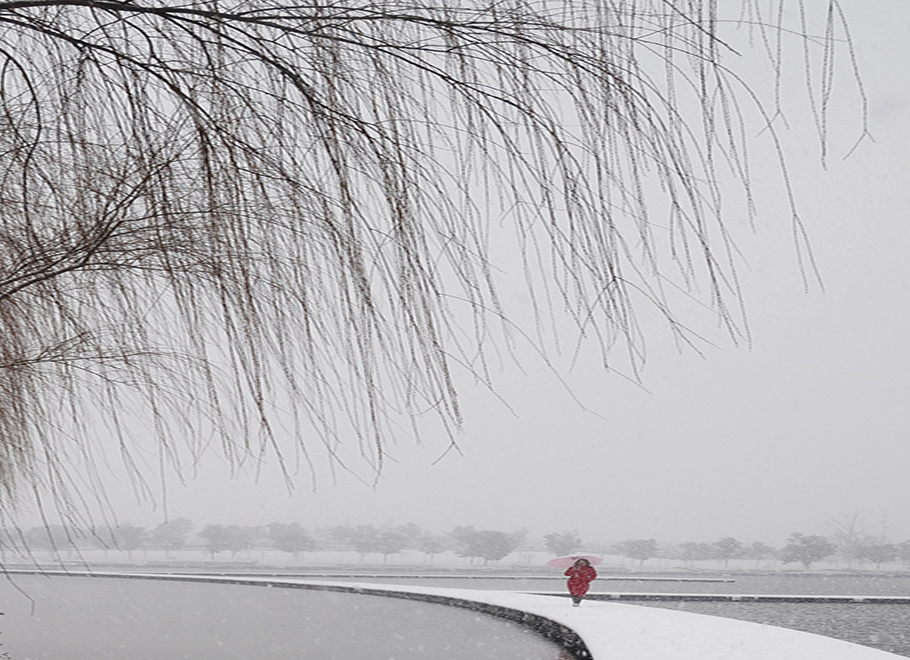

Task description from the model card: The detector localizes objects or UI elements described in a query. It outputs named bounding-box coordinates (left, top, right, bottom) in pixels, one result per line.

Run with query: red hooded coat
left=564, top=564, right=597, bottom=597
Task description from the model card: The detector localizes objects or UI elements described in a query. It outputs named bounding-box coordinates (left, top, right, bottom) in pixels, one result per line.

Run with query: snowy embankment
left=16, top=571, right=902, bottom=660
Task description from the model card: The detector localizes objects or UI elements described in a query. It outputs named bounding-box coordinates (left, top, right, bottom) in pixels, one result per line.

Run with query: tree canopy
left=779, top=533, right=836, bottom=569
left=0, top=0, right=864, bottom=521
left=544, top=531, right=582, bottom=556
left=455, top=528, right=523, bottom=563
left=616, top=538, right=658, bottom=565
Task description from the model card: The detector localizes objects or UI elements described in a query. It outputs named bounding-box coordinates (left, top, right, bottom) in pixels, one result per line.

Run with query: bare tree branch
left=0, top=0, right=865, bottom=521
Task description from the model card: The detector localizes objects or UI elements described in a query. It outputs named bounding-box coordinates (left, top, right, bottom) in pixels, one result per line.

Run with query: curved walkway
left=5, top=570, right=904, bottom=659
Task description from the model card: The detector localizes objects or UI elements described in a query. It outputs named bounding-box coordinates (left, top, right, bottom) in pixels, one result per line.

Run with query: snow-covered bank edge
left=4, top=570, right=903, bottom=660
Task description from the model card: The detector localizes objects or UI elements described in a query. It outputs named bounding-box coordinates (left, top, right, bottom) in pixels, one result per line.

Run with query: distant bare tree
left=0, top=0, right=864, bottom=522
left=825, top=512, right=874, bottom=567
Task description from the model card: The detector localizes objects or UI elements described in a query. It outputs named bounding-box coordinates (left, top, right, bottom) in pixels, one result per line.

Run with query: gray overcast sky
left=25, top=1, right=910, bottom=547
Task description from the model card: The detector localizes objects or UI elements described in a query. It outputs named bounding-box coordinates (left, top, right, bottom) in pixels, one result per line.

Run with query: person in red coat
left=564, top=558, right=597, bottom=606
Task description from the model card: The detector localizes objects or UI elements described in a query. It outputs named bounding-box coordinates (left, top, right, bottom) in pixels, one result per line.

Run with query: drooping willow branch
left=0, top=0, right=864, bottom=523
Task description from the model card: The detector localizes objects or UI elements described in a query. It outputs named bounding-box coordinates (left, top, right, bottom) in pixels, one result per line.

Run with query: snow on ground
left=522, top=596, right=905, bottom=660
left=69, top=572, right=903, bottom=659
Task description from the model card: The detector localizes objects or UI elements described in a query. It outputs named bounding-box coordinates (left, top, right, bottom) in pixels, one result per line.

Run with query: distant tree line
left=7, top=520, right=910, bottom=570
left=611, top=533, right=910, bottom=570
left=3, top=521, right=529, bottom=564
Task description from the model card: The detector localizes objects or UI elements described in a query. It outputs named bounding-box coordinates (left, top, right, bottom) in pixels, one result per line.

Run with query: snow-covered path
left=6, top=571, right=903, bottom=659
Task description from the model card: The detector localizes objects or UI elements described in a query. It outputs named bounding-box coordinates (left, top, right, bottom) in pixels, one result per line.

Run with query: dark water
left=6, top=571, right=909, bottom=657
left=0, top=575, right=566, bottom=659
left=638, top=600, right=910, bottom=657
left=584, top=569, right=910, bottom=653
left=577, top=571, right=910, bottom=656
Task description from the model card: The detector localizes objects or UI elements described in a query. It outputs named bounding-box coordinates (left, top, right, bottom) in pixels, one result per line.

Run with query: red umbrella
left=546, top=554, right=603, bottom=570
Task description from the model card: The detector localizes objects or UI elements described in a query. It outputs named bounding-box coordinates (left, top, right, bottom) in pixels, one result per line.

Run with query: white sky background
left=23, top=1, right=910, bottom=548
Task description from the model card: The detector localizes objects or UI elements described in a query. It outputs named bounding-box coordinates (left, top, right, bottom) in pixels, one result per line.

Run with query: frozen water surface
left=0, top=575, right=567, bottom=659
